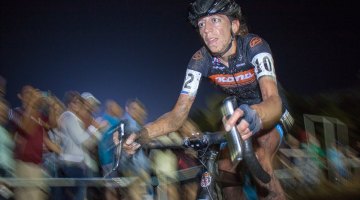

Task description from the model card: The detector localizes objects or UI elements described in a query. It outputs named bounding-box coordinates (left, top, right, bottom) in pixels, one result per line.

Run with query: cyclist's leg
left=218, top=149, right=246, bottom=200
left=255, top=127, right=286, bottom=200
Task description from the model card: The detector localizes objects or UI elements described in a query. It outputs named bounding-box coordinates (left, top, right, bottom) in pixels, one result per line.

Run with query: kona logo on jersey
left=209, top=69, right=255, bottom=86
left=250, top=37, right=262, bottom=48
left=192, top=50, right=203, bottom=60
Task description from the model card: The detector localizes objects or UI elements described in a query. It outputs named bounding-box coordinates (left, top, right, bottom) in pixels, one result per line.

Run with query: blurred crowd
left=274, top=123, right=360, bottom=194
left=1, top=76, right=360, bottom=200
left=0, top=78, right=200, bottom=200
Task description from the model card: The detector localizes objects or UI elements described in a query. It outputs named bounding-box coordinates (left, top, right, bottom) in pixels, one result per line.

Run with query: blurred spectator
left=297, top=135, right=326, bottom=187
left=123, top=98, right=147, bottom=133
left=57, top=91, right=104, bottom=200
left=344, top=147, right=360, bottom=179
left=8, top=85, right=59, bottom=200
left=0, top=77, right=12, bottom=200
left=327, top=142, right=349, bottom=183
left=97, top=100, right=124, bottom=200
left=119, top=98, right=152, bottom=200
left=0, top=75, right=6, bottom=97
left=80, top=92, right=101, bottom=115
left=146, top=119, right=201, bottom=200
left=80, top=92, right=103, bottom=177
left=80, top=92, right=106, bottom=200
left=41, top=95, right=65, bottom=200
left=176, top=119, right=200, bottom=200
left=0, top=96, right=14, bottom=178
left=42, top=95, right=64, bottom=176
left=148, top=119, right=202, bottom=200
left=97, top=100, right=123, bottom=176
left=149, top=131, right=182, bottom=200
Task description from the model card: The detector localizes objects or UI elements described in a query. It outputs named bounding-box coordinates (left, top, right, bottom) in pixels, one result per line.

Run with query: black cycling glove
left=238, top=104, right=262, bottom=135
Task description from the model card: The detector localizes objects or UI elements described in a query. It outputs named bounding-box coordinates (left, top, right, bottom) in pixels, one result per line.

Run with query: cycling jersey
left=181, top=33, right=294, bottom=133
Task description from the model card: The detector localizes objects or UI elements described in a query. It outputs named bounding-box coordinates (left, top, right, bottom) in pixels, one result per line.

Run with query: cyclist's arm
left=250, top=76, right=282, bottom=129
left=247, top=35, right=282, bottom=129
left=227, top=76, right=281, bottom=135
left=226, top=35, right=282, bottom=133
left=144, top=93, right=195, bottom=138
left=128, top=49, right=205, bottom=149
left=142, top=61, right=204, bottom=139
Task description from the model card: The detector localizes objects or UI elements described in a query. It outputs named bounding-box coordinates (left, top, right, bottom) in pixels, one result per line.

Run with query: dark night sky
left=1, top=0, right=359, bottom=121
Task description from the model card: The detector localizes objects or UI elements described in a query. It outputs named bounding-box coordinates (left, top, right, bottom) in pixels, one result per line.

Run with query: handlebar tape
left=242, top=139, right=271, bottom=183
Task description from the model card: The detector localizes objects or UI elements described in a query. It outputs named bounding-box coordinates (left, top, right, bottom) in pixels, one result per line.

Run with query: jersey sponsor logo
left=209, top=69, right=255, bottom=86
left=212, top=64, right=226, bottom=70
left=251, top=53, right=276, bottom=78
left=212, top=57, right=220, bottom=64
left=250, top=37, right=262, bottom=48
left=192, top=50, right=203, bottom=60
left=181, top=69, right=202, bottom=97
left=236, top=62, right=246, bottom=67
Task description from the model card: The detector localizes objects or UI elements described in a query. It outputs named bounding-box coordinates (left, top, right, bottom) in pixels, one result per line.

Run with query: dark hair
left=63, top=91, right=82, bottom=107
left=126, top=98, right=146, bottom=111
left=0, top=75, right=6, bottom=96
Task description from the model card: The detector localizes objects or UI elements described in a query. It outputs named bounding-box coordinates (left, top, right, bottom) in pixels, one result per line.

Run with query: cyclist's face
left=198, top=14, right=234, bottom=54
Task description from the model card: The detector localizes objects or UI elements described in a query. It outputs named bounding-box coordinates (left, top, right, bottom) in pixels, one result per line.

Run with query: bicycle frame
left=197, top=148, right=222, bottom=200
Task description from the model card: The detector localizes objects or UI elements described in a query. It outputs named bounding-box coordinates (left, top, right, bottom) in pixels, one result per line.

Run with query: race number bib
left=251, top=53, right=276, bottom=79
left=181, top=69, right=202, bottom=97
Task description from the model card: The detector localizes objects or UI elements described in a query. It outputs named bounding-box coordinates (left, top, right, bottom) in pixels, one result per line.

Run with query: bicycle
left=107, top=96, right=271, bottom=200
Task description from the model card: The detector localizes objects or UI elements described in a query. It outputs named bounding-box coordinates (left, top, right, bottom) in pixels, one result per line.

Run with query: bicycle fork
left=198, top=149, right=222, bottom=200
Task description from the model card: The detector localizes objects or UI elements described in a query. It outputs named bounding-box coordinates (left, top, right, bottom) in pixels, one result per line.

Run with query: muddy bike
left=178, top=96, right=270, bottom=200
left=139, top=127, right=269, bottom=200
left=107, top=96, right=271, bottom=199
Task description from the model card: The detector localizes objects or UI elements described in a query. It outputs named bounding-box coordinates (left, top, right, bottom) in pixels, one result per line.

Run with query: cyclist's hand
left=224, top=104, right=262, bottom=140
left=123, top=133, right=141, bottom=155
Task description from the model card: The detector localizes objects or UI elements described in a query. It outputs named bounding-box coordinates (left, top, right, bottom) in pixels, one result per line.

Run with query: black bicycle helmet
left=188, top=0, right=242, bottom=28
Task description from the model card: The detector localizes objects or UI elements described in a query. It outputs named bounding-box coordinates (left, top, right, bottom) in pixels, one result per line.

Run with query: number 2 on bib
left=181, top=69, right=202, bottom=97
